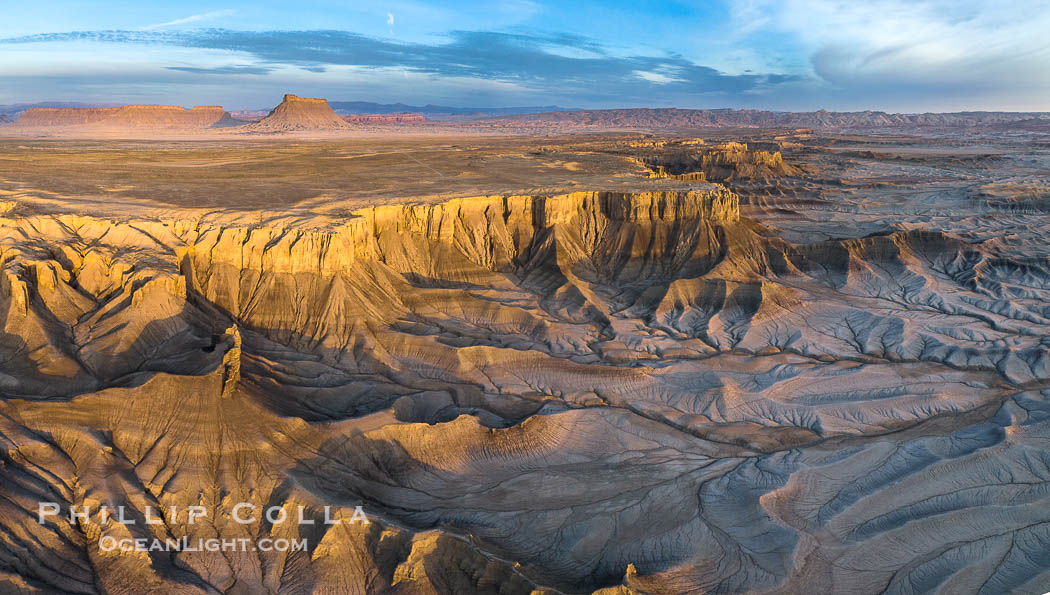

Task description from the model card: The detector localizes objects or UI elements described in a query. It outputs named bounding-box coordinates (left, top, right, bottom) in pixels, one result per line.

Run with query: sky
left=1, top=0, right=1048, bottom=112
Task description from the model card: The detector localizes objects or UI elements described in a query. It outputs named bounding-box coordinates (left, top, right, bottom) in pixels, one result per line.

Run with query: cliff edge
left=243, top=94, right=352, bottom=132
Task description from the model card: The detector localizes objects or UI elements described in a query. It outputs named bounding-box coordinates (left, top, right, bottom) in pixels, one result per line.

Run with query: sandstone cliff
left=642, top=142, right=802, bottom=182
left=0, top=185, right=1048, bottom=593
left=243, top=94, right=352, bottom=132
left=13, top=104, right=236, bottom=129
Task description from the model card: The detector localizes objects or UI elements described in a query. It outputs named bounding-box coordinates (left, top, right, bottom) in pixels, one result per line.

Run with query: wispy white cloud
left=633, top=70, right=682, bottom=85
left=142, top=10, right=235, bottom=31
left=2, top=0, right=1045, bottom=111
left=732, top=0, right=1050, bottom=103
left=0, top=28, right=799, bottom=107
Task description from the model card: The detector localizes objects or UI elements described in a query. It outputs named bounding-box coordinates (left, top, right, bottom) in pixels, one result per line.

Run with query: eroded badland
left=0, top=125, right=1049, bottom=594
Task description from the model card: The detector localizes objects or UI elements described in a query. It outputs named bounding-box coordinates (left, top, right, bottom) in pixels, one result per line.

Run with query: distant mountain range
left=492, top=108, right=1050, bottom=129
left=4, top=100, right=1050, bottom=131
left=325, top=101, right=577, bottom=118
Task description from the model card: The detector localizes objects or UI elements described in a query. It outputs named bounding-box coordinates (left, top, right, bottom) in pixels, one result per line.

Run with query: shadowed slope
left=0, top=184, right=1047, bottom=592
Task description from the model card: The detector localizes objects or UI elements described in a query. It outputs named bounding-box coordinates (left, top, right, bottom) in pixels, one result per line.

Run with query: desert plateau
left=1, top=1, right=1049, bottom=593
left=0, top=98, right=1049, bottom=593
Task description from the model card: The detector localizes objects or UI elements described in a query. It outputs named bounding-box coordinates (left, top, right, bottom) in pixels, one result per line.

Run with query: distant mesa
left=242, top=94, right=352, bottom=132
left=6, top=94, right=362, bottom=133
left=12, top=104, right=236, bottom=129
left=342, top=113, right=425, bottom=124
left=642, top=142, right=802, bottom=182
left=2, top=94, right=423, bottom=134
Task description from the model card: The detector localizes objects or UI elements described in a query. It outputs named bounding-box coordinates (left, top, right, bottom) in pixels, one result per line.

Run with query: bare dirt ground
left=0, top=127, right=1048, bottom=594
left=0, top=133, right=702, bottom=212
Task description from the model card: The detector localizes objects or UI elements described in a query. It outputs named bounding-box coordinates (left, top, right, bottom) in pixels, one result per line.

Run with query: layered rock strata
left=243, top=94, right=352, bottom=132
left=13, top=105, right=235, bottom=129
left=0, top=188, right=1047, bottom=593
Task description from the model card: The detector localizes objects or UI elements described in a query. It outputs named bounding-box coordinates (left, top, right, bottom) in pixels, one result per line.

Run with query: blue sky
left=1, top=0, right=1048, bottom=111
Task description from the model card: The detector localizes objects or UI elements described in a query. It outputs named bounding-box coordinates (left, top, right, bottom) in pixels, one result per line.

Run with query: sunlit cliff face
left=0, top=131, right=1049, bottom=593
